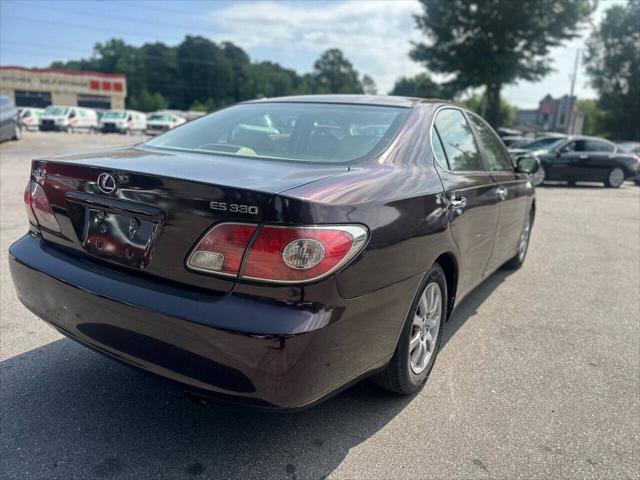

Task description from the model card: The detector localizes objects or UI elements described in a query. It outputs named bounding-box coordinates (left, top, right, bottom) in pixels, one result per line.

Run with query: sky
left=0, top=0, right=628, bottom=108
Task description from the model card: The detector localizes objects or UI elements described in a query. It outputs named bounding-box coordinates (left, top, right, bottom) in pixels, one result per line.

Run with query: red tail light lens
left=23, top=181, right=38, bottom=226
left=186, top=223, right=368, bottom=283
left=241, top=226, right=368, bottom=283
left=187, top=223, right=257, bottom=276
left=24, top=180, right=61, bottom=233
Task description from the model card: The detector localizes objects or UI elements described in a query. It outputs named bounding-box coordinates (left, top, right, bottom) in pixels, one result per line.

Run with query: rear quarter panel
left=273, top=104, right=458, bottom=299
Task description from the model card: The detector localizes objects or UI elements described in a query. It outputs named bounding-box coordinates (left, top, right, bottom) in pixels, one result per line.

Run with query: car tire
left=604, top=167, right=625, bottom=188
left=371, top=264, right=447, bottom=395
left=12, top=124, right=22, bottom=140
left=531, top=165, right=545, bottom=186
left=504, top=209, right=533, bottom=270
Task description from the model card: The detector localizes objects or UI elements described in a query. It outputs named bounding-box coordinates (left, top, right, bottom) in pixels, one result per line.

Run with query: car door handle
left=496, top=186, right=508, bottom=201
left=579, top=154, right=588, bottom=159
left=449, top=196, right=467, bottom=210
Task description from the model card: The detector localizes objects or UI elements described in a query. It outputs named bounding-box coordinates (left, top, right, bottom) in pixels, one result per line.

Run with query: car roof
left=243, top=94, right=453, bottom=109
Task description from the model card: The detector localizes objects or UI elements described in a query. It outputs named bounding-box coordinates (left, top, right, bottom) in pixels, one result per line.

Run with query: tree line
left=52, top=39, right=376, bottom=113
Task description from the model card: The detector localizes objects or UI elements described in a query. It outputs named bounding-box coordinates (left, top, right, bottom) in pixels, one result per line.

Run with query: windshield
left=102, top=110, right=127, bottom=119
left=44, top=106, right=69, bottom=116
left=521, top=136, right=565, bottom=151
left=145, top=102, right=409, bottom=164
left=148, top=114, right=171, bottom=122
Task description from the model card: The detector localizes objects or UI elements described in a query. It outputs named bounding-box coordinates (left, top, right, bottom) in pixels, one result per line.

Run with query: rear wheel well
left=434, top=253, right=458, bottom=321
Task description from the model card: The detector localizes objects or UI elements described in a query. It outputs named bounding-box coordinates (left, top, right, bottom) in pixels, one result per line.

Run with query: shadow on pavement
left=0, top=269, right=510, bottom=479
left=442, top=268, right=513, bottom=348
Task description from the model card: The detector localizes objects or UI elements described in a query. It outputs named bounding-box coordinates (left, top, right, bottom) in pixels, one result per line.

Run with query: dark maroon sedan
left=9, top=95, right=538, bottom=409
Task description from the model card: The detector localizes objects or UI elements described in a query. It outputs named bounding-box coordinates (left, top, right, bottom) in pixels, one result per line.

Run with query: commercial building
left=514, top=94, right=584, bottom=135
left=0, top=66, right=126, bottom=110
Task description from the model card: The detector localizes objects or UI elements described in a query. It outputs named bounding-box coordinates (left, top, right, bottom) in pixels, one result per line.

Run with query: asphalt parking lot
left=1, top=132, right=639, bottom=479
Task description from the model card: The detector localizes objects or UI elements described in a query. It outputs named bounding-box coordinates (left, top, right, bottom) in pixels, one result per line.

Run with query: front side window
left=561, top=140, right=585, bottom=152
left=146, top=102, right=409, bottom=164
left=433, top=109, right=484, bottom=171
left=468, top=114, right=513, bottom=172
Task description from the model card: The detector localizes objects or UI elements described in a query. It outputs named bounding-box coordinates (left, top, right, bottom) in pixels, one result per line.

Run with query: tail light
left=23, top=180, right=61, bottom=233
left=187, top=223, right=257, bottom=276
left=186, top=223, right=368, bottom=284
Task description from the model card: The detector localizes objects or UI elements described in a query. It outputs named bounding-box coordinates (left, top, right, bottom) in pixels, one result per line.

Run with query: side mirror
left=516, top=156, right=540, bottom=174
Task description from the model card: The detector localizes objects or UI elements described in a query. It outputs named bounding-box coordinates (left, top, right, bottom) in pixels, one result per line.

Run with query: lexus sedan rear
left=9, top=95, right=537, bottom=409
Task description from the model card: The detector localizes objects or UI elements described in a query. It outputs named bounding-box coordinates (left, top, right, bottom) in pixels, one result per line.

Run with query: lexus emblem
left=97, top=173, right=117, bottom=194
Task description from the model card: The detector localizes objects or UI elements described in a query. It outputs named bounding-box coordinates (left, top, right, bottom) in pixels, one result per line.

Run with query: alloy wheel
left=608, top=168, right=624, bottom=188
left=409, top=282, right=442, bottom=374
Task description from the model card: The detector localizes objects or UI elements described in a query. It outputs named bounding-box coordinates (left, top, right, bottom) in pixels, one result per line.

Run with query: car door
left=432, top=108, right=499, bottom=297
left=551, top=140, right=593, bottom=180
left=467, top=113, right=530, bottom=271
left=576, top=139, right=617, bottom=181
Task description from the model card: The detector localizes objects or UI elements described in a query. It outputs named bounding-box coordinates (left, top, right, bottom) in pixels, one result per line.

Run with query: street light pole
left=567, top=49, right=580, bottom=134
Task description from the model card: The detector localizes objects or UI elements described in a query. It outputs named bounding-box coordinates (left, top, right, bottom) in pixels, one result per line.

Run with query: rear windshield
left=145, top=102, right=409, bottom=164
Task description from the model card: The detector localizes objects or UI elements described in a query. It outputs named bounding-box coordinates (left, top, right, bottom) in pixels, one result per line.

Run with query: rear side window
left=146, top=102, right=410, bottom=164
left=431, top=128, right=449, bottom=169
left=585, top=140, right=615, bottom=152
left=434, top=109, right=483, bottom=171
left=468, top=114, right=513, bottom=172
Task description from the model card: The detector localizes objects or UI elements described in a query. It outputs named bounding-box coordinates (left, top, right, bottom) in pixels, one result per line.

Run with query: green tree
left=576, top=99, right=605, bottom=136
left=241, top=62, right=298, bottom=99
left=410, top=0, right=594, bottom=127
left=362, top=75, right=377, bottom=95
left=462, top=93, right=517, bottom=126
left=311, top=49, right=364, bottom=94
left=390, top=73, right=445, bottom=98
left=177, top=36, right=233, bottom=109
left=138, top=42, right=179, bottom=107
left=49, top=38, right=376, bottom=110
left=584, top=0, right=640, bottom=140
left=129, top=89, right=167, bottom=112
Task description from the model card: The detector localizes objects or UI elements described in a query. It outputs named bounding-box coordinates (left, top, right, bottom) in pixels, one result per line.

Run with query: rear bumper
left=9, top=234, right=419, bottom=409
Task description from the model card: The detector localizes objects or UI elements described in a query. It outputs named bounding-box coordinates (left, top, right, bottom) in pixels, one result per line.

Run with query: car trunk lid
left=32, top=146, right=346, bottom=294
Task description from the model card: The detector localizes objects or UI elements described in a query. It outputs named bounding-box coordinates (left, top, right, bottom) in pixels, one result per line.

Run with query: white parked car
left=99, top=109, right=147, bottom=134
left=146, top=113, right=186, bottom=135
left=39, top=106, right=98, bottom=132
left=19, top=108, right=45, bottom=131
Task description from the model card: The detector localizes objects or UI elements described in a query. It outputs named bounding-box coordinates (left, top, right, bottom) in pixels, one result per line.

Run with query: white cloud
left=208, top=0, right=424, bottom=93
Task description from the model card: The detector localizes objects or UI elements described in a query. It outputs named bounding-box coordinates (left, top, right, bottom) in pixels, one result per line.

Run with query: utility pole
left=567, top=49, right=580, bottom=134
